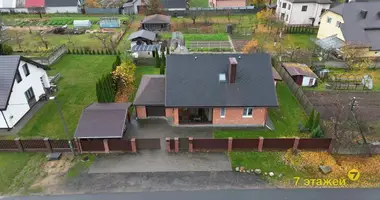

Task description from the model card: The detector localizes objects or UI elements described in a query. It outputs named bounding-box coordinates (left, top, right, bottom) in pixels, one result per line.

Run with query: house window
left=282, top=2, right=286, bottom=8
left=220, top=108, right=226, bottom=118
left=285, top=14, right=289, bottom=21
left=301, top=5, right=308, bottom=11
left=288, top=4, right=291, bottom=10
left=24, top=87, right=35, bottom=101
left=15, top=70, right=22, bottom=83
left=336, top=21, right=341, bottom=27
left=243, top=107, right=253, bottom=118
left=327, top=17, right=332, bottom=23
left=281, top=13, right=285, bottom=20
left=22, top=64, right=30, bottom=77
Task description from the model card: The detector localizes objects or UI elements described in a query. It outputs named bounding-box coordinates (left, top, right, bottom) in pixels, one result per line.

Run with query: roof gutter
left=1, top=111, right=10, bottom=129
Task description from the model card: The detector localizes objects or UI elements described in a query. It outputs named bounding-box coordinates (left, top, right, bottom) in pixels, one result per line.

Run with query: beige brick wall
left=136, top=106, right=146, bottom=118
left=214, top=0, right=246, bottom=7
left=173, top=108, right=179, bottom=125
left=213, top=107, right=267, bottom=126
left=165, top=108, right=174, bottom=118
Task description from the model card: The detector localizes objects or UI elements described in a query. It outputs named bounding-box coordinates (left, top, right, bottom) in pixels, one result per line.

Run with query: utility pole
left=349, top=97, right=367, bottom=144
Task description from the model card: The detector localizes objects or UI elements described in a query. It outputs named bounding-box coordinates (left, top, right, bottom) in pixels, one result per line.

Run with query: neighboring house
left=282, top=62, right=318, bottom=86
left=0, top=56, right=51, bottom=129
left=128, top=29, right=159, bottom=58
left=134, top=53, right=278, bottom=127
left=317, top=1, right=380, bottom=57
left=131, top=44, right=162, bottom=58
left=122, top=0, right=141, bottom=14
left=209, top=0, right=246, bottom=8
left=160, top=0, right=187, bottom=10
left=276, top=0, right=331, bottom=26
left=0, top=0, right=79, bottom=13
left=141, top=14, right=171, bottom=31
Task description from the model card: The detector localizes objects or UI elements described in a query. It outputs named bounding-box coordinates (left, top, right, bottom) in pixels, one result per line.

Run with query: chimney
left=228, top=57, right=237, bottom=84
left=360, top=10, right=368, bottom=19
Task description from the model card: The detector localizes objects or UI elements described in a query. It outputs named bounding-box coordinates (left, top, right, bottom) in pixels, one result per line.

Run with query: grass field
left=19, top=55, right=115, bottom=138
left=0, top=153, right=45, bottom=194
left=160, top=33, right=229, bottom=41
left=189, top=0, right=209, bottom=7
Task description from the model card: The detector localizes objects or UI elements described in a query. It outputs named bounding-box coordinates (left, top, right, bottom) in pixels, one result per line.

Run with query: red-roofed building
left=25, top=0, right=45, bottom=8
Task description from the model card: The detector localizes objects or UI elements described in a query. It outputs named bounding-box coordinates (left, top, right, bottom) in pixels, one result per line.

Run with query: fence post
left=75, top=138, right=82, bottom=154
left=189, top=137, right=193, bottom=153
left=14, top=137, right=24, bottom=152
left=131, top=137, right=137, bottom=153
left=328, top=139, right=334, bottom=153
left=103, top=139, right=109, bottom=153
left=293, top=137, right=300, bottom=151
left=166, top=137, right=171, bottom=153
left=228, top=137, right=233, bottom=152
left=174, top=137, right=179, bottom=153
left=44, top=138, right=52, bottom=153
left=258, top=137, right=264, bottom=152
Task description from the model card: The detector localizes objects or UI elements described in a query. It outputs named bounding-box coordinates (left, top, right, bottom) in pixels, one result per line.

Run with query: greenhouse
left=100, top=17, right=121, bottom=28
left=73, top=20, right=92, bottom=29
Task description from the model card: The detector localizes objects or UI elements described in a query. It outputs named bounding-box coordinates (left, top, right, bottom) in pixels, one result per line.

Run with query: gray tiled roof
left=165, top=53, right=278, bottom=107
left=45, top=0, right=79, bottom=6
left=329, top=1, right=380, bottom=50
left=134, top=75, right=165, bottom=106
left=289, top=0, right=332, bottom=4
left=74, top=103, right=132, bottom=139
left=128, top=30, right=156, bottom=41
left=0, top=56, right=48, bottom=110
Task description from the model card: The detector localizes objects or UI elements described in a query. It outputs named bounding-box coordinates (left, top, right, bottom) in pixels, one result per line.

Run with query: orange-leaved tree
left=242, top=40, right=258, bottom=53
left=85, top=0, right=101, bottom=8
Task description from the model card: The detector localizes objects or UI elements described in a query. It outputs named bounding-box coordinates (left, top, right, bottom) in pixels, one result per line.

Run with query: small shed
left=128, top=30, right=157, bottom=48
left=73, top=20, right=92, bottom=29
left=74, top=103, right=132, bottom=140
left=141, top=14, right=171, bottom=31
left=282, top=63, right=318, bottom=87
left=131, top=44, right=161, bottom=58
left=100, top=17, right=121, bottom=28
left=272, top=67, right=282, bottom=86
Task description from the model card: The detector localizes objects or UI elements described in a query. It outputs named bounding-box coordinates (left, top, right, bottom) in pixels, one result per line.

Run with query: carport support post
left=166, top=137, right=171, bottom=152
left=258, top=137, right=264, bottom=152
left=44, top=138, right=52, bottom=153
left=293, top=137, right=300, bottom=152
left=131, top=137, right=137, bottom=153
left=174, top=137, right=179, bottom=153
left=188, top=137, right=193, bottom=152
left=14, top=137, right=24, bottom=152
left=75, top=138, right=83, bottom=154
left=228, top=137, right=233, bottom=152
left=103, top=139, right=110, bottom=153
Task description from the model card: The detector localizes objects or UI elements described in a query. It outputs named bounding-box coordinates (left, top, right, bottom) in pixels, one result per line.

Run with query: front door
left=25, top=87, right=36, bottom=108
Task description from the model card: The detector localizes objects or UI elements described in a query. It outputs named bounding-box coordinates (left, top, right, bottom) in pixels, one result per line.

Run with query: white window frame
left=220, top=108, right=226, bottom=118
left=242, top=107, right=253, bottom=118
left=301, top=5, right=307, bottom=12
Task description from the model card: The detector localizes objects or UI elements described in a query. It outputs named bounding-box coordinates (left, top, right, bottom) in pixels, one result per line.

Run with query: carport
left=74, top=103, right=132, bottom=152
left=134, top=75, right=166, bottom=118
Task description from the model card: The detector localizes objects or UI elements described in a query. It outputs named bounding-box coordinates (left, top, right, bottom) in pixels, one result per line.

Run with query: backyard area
left=189, top=0, right=209, bottom=7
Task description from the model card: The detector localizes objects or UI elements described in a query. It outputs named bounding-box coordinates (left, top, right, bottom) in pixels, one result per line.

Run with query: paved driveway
left=89, top=119, right=231, bottom=173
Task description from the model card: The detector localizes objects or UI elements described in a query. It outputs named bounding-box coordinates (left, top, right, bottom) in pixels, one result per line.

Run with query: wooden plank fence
left=0, top=138, right=76, bottom=152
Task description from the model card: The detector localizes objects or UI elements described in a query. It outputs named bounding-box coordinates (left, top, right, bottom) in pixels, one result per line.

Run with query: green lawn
left=189, top=0, right=209, bottom=7
left=0, top=153, right=46, bottom=194
left=19, top=55, right=116, bottom=138
left=215, top=82, right=308, bottom=139
left=283, top=34, right=316, bottom=50
left=159, top=33, right=229, bottom=41
left=66, top=154, right=96, bottom=178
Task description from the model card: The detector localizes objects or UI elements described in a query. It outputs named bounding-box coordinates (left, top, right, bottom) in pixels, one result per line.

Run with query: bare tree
left=145, top=0, right=162, bottom=15
left=14, top=31, right=24, bottom=50
left=91, top=33, right=110, bottom=49
left=0, top=16, right=11, bottom=54
left=226, top=9, right=232, bottom=23
left=66, top=34, right=74, bottom=49
left=341, top=42, right=374, bottom=71
left=190, top=11, right=197, bottom=25
left=36, top=31, right=49, bottom=49
left=202, top=12, right=210, bottom=25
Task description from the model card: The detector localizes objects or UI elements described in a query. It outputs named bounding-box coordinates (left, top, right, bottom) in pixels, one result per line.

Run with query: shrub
left=101, top=50, right=104, bottom=55
left=313, top=112, right=320, bottom=130
left=80, top=49, right=84, bottom=55
left=155, top=49, right=160, bottom=68
left=92, top=50, right=96, bottom=55
left=115, top=55, right=121, bottom=66
left=2, top=44, right=13, bottom=55
left=67, top=49, right=71, bottom=54
left=117, top=50, right=121, bottom=55
left=304, top=109, right=315, bottom=130
left=311, top=125, right=324, bottom=138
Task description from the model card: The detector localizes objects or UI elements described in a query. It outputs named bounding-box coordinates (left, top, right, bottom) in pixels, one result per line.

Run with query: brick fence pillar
left=103, top=139, right=109, bottom=153
left=258, top=137, right=264, bottom=152
left=44, top=138, right=52, bottom=153
left=189, top=137, right=193, bottom=152
left=75, top=138, right=82, bottom=154
left=174, top=137, right=179, bottom=153
left=293, top=137, right=300, bottom=151
left=131, top=137, right=137, bottom=153
left=228, top=137, right=233, bottom=152
left=14, top=137, right=24, bottom=152
left=166, top=137, right=171, bottom=152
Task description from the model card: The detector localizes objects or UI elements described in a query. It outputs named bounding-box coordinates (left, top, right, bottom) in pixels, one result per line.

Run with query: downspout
left=1, top=110, right=10, bottom=129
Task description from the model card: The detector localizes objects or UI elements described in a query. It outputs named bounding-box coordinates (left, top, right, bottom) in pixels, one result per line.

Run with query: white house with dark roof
left=276, top=0, right=332, bottom=26
left=0, top=56, right=50, bottom=129
left=0, top=0, right=79, bottom=13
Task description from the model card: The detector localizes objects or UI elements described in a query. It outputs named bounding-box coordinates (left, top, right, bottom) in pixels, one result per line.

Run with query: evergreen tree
left=80, top=49, right=84, bottom=55
left=304, top=109, right=315, bottom=130
left=160, top=50, right=165, bottom=74
left=68, top=49, right=71, bottom=54
left=96, top=73, right=116, bottom=103
left=166, top=47, right=170, bottom=55
left=115, top=55, right=121, bottom=66
left=313, top=112, right=320, bottom=130
left=155, top=49, right=160, bottom=68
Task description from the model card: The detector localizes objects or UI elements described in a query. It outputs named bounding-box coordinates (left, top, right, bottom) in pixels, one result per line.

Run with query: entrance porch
left=178, top=108, right=213, bottom=124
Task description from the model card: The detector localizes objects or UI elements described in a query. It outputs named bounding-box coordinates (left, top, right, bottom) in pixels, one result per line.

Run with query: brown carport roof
left=282, top=62, right=318, bottom=79
left=134, top=75, right=165, bottom=106
left=74, top=103, right=131, bottom=139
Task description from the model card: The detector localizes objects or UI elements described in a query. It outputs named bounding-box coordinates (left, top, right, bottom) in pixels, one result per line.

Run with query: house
left=44, top=0, right=79, bottom=13
left=134, top=53, right=278, bottom=126
left=74, top=103, right=132, bottom=139
left=0, top=56, right=51, bottom=129
left=282, top=62, right=318, bottom=86
left=209, top=0, right=246, bottom=8
left=131, top=44, right=162, bottom=58
left=160, top=0, right=187, bottom=11
left=128, top=29, right=157, bottom=48
left=317, top=1, right=380, bottom=57
left=276, top=0, right=331, bottom=26
left=122, top=0, right=141, bottom=14
left=0, top=0, right=79, bottom=13
left=141, top=14, right=171, bottom=31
